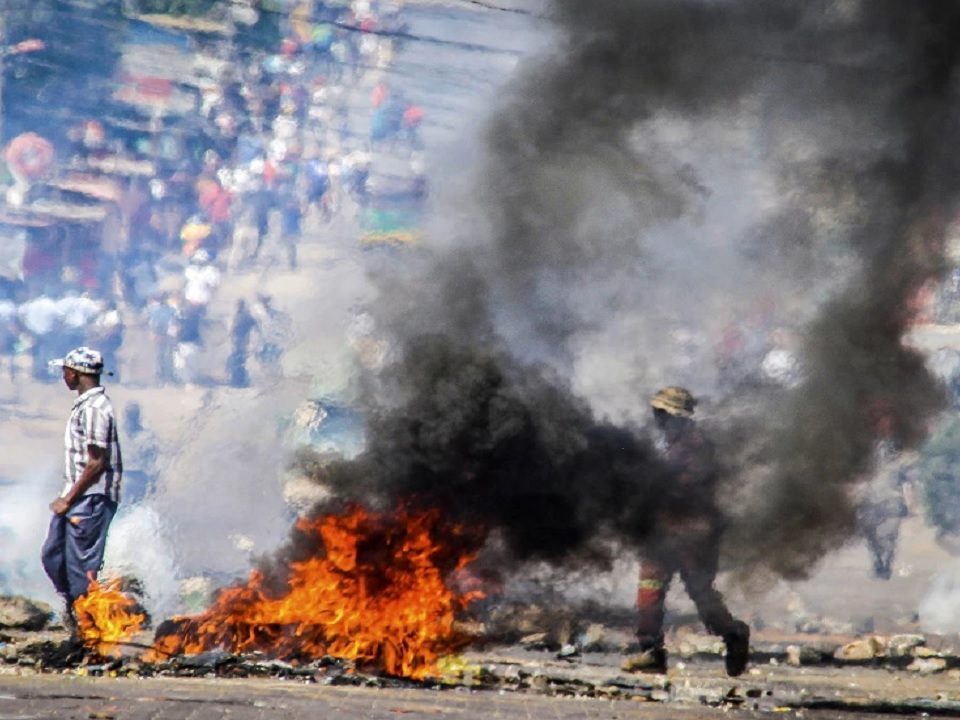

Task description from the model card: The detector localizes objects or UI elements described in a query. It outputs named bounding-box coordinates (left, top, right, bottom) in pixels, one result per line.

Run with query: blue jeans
left=41, top=494, right=117, bottom=602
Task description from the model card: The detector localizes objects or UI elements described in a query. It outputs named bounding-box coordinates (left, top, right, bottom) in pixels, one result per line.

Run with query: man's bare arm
left=50, top=445, right=107, bottom=515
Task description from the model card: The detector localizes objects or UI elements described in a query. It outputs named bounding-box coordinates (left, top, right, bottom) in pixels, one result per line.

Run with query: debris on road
left=0, top=597, right=53, bottom=632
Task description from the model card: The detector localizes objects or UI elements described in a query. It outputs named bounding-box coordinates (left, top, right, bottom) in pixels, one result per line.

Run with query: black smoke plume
left=724, top=2, right=960, bottom=577
left=282, top=0, right=960, bottom=585
left=274, top=334, right=672, bottom=579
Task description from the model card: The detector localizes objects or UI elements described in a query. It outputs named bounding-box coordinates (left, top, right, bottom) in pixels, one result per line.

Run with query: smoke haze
left=295, top=0, right=959, bottom=584
left=5, top=0, right=960, bottom=627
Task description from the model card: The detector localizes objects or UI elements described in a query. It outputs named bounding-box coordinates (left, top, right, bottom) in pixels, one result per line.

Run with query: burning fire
left=74, top=578, right=146, bottom=656
left=150, top=506, right=484, bottom=679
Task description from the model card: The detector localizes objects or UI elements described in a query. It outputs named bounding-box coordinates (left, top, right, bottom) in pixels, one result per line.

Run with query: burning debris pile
left=47, top=507, right=486, bottom=680
left=148, top=507, right=483, bottom=679
left=73, top=579, right=146, bottom=658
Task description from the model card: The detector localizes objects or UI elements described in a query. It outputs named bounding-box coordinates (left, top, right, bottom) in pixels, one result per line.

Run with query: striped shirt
left=62, top=386, right=123, bottom=502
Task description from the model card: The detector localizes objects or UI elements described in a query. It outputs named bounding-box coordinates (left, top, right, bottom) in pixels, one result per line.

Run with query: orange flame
left=150, top=507, right=483, bottom=679
left=74, top=579, right=146, bottom=656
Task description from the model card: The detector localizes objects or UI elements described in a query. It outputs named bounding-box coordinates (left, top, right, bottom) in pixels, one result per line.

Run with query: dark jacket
left=656, top=426, right=722, bottom=537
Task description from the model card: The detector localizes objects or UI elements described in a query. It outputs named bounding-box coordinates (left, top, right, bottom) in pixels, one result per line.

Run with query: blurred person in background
left=120, top=401, right=158, bottom=504
left=182, top=249, right=221, bottom=348
left=18, top=292, right=59, bottom=381
left=857, top=402, right=914, bottom=580
left=54, top=278, right=101, bottom=357
left=147, top=293, right=179, bottom=385
left=226, top=299, right=258, bottom=388
left=91, top=300, right=123, bottom=383
left=278, top=181, right=303, bottom=270
left=251, top=294, right=288, bottom=378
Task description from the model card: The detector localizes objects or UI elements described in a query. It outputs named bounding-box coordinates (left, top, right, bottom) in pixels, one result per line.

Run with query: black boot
left=723, top=620, right=750, bottom=677
left=622, top=636, right=667, bottom=674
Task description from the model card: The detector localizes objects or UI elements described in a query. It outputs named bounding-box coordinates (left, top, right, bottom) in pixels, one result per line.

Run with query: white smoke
left=919, top=559, right=960, bottom=634
left=103, top=505, right=181, bottom=620
left=0, top=467, right=62, bottom=606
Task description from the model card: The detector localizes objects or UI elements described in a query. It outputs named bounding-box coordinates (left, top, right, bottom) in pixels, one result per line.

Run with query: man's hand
left=49, top=498, right=70, bottom=516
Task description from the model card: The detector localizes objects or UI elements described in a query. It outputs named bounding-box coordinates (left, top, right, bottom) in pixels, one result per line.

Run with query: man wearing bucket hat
left=622, top=386, right=750, bottom=677
left=41, top=346, right=122, bottom=637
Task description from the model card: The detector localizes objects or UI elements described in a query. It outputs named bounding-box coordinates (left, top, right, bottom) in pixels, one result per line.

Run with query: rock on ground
left=0, top=597, right=52, bottom=631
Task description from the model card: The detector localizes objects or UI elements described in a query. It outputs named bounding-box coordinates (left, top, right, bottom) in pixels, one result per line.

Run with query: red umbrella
left=5, top=132, right=54, bottom=183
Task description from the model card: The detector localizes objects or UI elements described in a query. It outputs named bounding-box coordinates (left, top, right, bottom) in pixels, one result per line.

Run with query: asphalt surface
left=7, top=656, right=960, bottom=720
left=0, top=674, right=680, bottom=720
left=0, top=672, right=922, bottom=720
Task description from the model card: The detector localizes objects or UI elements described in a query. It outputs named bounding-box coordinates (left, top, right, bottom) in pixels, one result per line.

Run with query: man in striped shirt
left=41, top=347, right=123, bottom=634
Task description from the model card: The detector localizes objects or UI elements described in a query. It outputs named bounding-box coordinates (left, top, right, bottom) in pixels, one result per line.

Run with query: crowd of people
left=0, top=0, right=424, bottom=389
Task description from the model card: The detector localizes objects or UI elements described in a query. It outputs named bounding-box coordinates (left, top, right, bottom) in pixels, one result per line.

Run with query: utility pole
left=0, top=2, right=7, bottom=146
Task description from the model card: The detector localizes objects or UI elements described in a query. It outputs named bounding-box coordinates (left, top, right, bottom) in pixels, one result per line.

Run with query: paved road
left=1, top=644, right=954, bottom=720
left=0, top=672, right=915, bottom=720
